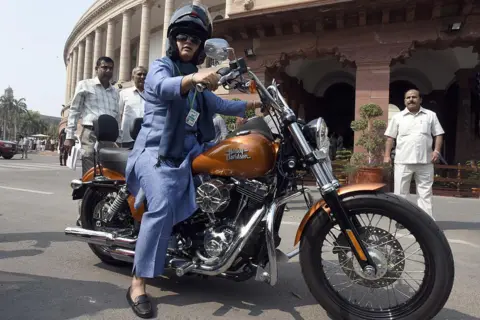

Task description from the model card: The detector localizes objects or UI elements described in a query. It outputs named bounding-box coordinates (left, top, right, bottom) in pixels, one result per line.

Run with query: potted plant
left=348, top=103, right=388, bottom=183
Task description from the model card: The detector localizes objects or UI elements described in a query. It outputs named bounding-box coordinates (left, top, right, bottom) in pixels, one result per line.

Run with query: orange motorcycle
left=65, top=38, right=454, bottom=319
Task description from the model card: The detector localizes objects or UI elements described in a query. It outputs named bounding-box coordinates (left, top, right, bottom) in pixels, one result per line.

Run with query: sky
left=0, top=1, right=95, bottom=117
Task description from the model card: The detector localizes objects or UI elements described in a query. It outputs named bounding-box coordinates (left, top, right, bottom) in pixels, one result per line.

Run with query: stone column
left=92, top=27, right=103, bottom=74
left=105, top=19, right=116, bottom=59
left=138, top=0, right=152, bottom=67
left=162, top=0, right=175, bottom=56
left=76, top=41, right=85, bottom=83
left=65, top=58, right=71, bottom=104
left=84, top=33, right=94, bottom=79
left=353, top=62, right=391, bottom=153
left=455, top=69, right=474, bottom=162
left=119, top=9, right=133, bottom=82
left=70, top=47, right=79, bottom=96
left=225, top=0, right=232, bottom=18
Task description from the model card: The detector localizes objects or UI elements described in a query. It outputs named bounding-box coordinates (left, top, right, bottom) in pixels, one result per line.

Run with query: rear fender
left=80, top=166, right=145, bottom=222
left=293, top=183, right=385, bottom=246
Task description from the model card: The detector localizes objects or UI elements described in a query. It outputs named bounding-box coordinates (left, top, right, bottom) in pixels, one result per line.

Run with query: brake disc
left=334, top=226, right=406, bottom=288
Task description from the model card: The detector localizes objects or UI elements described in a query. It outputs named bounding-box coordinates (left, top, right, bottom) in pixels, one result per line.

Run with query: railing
left=431, top=164, right=480, bottom=198
left=297, top=162, right=480, bottom=198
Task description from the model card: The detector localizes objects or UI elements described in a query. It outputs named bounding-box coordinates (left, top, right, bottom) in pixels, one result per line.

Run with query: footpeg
left=176, top=262, right=197, bottom=277
left=255, top=265, right=271, bottom=283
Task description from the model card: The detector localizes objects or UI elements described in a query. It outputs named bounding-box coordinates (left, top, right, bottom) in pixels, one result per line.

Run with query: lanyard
left=174, top=63, right=197, bottom=110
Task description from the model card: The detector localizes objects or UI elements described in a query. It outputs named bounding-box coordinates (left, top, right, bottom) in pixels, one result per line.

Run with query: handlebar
left=194, top=67, right=240, bottom=93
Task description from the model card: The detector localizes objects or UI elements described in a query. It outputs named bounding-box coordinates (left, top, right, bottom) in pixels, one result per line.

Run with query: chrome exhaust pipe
left=189, top=205, right=266, bottom=276
left=109, top=248, right=135, bottom=263
left=64, top=227, right=136, bottom=249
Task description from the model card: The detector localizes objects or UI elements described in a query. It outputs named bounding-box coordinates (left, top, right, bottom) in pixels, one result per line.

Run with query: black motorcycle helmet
left=166, top=4, right=213, bottom=65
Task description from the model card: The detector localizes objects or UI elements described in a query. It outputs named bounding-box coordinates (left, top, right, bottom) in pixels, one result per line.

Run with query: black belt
left=82, top=125, right=94, bottom=130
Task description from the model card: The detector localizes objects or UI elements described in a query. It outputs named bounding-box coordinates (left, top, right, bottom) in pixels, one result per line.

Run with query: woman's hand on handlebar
left=193, top=69, right=221, bottom=91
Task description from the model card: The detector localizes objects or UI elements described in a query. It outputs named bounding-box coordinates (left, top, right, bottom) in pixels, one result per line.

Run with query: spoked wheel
left=300, top=193, right=454, bottom=320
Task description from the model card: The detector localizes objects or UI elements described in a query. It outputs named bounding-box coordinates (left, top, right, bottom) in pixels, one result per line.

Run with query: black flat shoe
left=126, top=286, right=154, bottom=319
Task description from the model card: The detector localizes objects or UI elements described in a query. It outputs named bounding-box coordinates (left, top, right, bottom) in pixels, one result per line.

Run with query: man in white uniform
left=384, top=89, right=444, bottom=218
left=119, top=66, right=147, bottom=148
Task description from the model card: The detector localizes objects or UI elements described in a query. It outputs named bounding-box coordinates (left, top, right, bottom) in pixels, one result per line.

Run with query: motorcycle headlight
left=303, top=117, right=329, bottom=159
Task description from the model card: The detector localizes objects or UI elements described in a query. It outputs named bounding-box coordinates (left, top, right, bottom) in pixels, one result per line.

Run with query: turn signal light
left=249, top=80, right=257, bottom=93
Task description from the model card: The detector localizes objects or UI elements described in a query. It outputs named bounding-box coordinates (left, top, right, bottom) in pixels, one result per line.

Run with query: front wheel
left=300, top=192, right=454, bottom=320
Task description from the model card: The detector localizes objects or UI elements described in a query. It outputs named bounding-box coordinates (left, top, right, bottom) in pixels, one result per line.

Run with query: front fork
left=280, top=105, right=377, bottom=272
left=321, top=187, right=377, bottom=273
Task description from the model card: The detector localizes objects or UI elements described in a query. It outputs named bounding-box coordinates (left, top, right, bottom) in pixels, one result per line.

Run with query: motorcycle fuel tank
left=192, top=133, right=278, bottom=178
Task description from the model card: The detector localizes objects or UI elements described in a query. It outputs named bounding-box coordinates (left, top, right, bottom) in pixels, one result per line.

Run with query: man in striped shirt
left=64, top=56, right=120, bottom=175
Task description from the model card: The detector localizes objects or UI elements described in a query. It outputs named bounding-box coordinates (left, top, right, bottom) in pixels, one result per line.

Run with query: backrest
left=93, top=114, right=119, bottom=142
left=129, top=117, right=143, bottom=141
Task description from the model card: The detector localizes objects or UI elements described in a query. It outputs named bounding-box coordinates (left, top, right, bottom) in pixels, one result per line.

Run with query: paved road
left=0, top=154, right=479, bottom=320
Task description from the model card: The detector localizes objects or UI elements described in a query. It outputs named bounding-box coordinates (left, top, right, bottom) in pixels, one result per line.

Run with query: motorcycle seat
left=98, top=148, right=130, bottom=176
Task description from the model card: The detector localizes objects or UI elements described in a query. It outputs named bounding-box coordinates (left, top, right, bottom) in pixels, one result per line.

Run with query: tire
left=80, top=188, right=131, bottom=267
left=2, top=154, right=13, bottom=159
left=300, top=192, right=454, bottom=320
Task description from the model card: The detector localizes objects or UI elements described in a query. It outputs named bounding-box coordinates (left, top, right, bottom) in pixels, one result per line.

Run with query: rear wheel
left=2, top=154, right=13, bottom=159
left=300, top=192, right=454, bottom=320
left=80, top=188, right=133, bottom=267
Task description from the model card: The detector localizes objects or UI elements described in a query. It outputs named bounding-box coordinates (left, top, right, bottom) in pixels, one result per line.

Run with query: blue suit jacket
left=125, top=57, right=247, bottom=196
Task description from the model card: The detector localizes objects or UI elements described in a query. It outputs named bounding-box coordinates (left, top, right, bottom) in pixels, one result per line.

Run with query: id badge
left=186, top=109, right=200, bottom=127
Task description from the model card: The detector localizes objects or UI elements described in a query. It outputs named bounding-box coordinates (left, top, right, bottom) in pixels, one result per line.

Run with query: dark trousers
left=60, top=147, right=68, bottom=165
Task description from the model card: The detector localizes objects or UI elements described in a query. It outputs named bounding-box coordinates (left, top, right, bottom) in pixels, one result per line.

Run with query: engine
left=195, top=177, right=269, bottom=214
left=195, top=179, right=232, bottom=214
left=187, top=176, right=271, bottom=261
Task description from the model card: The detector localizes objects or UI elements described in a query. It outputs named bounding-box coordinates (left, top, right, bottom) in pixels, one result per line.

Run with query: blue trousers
left=132, top=136, right=203, bottom=278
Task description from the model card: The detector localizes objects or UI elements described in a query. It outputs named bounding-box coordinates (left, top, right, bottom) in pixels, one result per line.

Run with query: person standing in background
left=64, top=56, right=120, bottom=175
left=58, top=128, right=68, bottom=166
left=211, top=114, right=228, bottom=144
left=384, top=89, right=444, bottom=220
left=19, top=135, right=28, bottom=159
left=119, top=66, right=148, bottom=148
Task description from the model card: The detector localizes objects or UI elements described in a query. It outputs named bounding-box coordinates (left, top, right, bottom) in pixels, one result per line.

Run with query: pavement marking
left=0, top=185, right=54, bottom=195
left=0, top=162, right=64, bottom=172
left=282, top=221, right=299, bottom=225
left=281, top=221, right=480, bottom=249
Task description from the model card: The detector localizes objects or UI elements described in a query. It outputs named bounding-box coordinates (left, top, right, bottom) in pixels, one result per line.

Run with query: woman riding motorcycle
left=124, top=4, right=259, bottom=318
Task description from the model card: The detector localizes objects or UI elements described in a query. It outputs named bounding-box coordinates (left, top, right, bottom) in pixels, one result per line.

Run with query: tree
left=0, top=87, right=27, bottom=141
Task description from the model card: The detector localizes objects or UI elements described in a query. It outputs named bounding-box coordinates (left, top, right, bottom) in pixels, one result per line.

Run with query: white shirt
left=66, top=77, right=120, bottom=140
left=212, top=114, right=228, bottom=144
left=385, top=107, right=444, bottom=164
left=119, top=86, right=145, bottom=143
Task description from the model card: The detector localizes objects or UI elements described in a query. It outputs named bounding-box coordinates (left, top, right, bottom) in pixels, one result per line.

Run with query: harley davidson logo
left=226, top=148, right=251, bottom=161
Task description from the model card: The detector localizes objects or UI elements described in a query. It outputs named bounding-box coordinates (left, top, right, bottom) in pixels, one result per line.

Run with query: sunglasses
left=176, top=33, right=201, bottom=45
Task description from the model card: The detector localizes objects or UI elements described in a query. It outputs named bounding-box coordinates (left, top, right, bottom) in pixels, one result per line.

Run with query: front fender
left=294, top=183, right=385, bottom=246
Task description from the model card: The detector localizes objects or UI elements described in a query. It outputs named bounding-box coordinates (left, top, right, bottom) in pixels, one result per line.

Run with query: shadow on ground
left=0, top=232, right=76, bottom=259
left=0, top=271, right=127, bottom=320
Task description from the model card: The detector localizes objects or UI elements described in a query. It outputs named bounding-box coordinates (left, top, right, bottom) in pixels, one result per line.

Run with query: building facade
left=62, top=0, right=480, bottom=163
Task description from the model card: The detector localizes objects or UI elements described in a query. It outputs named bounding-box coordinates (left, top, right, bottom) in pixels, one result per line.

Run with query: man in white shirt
left=384, top=89, right=445, bottom=218
left=119, top=66, right=147, bottom=148
left=211, top=114, right=228, bottom=144
left=64, top=56, right=120, bottom=175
